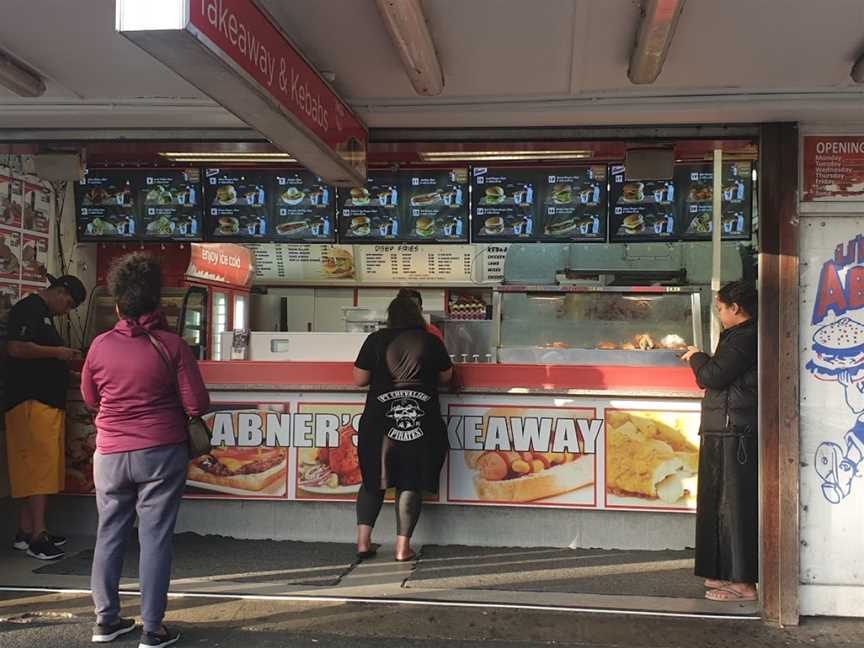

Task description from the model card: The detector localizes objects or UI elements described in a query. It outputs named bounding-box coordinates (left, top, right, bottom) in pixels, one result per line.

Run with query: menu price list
left=676, top=162, right=752, bottom=240
left=75, top=172, right=138, bottom=240
left=338, top=172, right=401, bottom=242
left=609, top=165, right=677, bottom=242
left=402, top=169, right=469, bottom=243
left=357, top=244, right=473, bottom=283
left=273, top=171, right=336, bottom=242
left=140, top=170, right=203, bottom=240
left=471, top=167, right=538, bottom=242
left=538, top=166, right=607, bottom=242
left=204, top=169, right=271, bottom=240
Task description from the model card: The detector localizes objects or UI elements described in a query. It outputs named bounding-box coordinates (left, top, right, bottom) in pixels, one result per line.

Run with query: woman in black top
left=681, top=281, right=758, bottom=602
left=352, top=295, right=453, bottom=561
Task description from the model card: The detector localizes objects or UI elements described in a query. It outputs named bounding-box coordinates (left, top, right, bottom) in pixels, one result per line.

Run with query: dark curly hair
left=717, top=280, right=758, bottom=318
left=107, top=252, right=162, bottom=319
left=387, top=295, right=426, bottom=329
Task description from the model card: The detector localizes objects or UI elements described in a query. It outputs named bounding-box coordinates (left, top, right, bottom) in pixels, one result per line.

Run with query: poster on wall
left=139, top=170, right=203, bottom=240
left=0, top=175, right=23, bottom=229
left=294, top=402, right=364, bottom=502
left=802, top=135, right=864, bottom=203
left=446, top=403, right=599, bottom=508
left=0, top=228, right=22, bottom=280
left=609, top=165, right=677, bottom=242
left=0, top=280, right=19, bottom=313
left=676, top=162, right=752, bottom=240
left=272, top=171, right=336, bottom=242
left=204, top=169, right=271, bottom=240
left=20, top=234, right=49, bottom=283
left=537, top=166, right=608, bottom=242
left=604, top=409, right=700, bottom=510
left=75, top=172, right=138, bottom=240
left=799, top=220, right=864, bottom=590
left=471, top=167, right=539, bottom=242
left=22, top=181, right=50, bottom=234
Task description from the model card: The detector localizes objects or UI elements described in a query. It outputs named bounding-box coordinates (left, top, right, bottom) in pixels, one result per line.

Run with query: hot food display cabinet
left=492, top=285, right=703, bottom=366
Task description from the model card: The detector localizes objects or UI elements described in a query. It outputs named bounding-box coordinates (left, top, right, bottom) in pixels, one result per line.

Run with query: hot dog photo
left=447, top=405, right=598, bottom=507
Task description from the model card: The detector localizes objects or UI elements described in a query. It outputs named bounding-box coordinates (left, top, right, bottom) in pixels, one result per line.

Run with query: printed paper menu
left=272, top=171, right=336, bottom=242
left=0, top=175, right=23, bottom=229
left=22, top=181, right=50, bottom=234
left=356, top=245, right=473, bottom=283
left=471, top=168, right=538, bottom=242
left=676, top=162, right=752, bottom=240
left=402, top=169, right=469, bottom=243
left=609, top=165, right=677, bottom=242
left=250, top=243, right=356, bottom=282
left=539, top=166, right=607, bottom=242
left=140, top=170, right=203, bottom=240
left=0, top=228, right=22, bottom=280
left=204, top=169, right=270, bottom=240
left=21, top=234, right=48, bottom=283
left=338, top=172, right=401, bottom=242
left=76, top=172, right=138, bottom=240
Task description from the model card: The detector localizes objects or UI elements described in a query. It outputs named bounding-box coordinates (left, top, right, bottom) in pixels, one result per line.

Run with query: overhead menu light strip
left=116, top=0, right=367, bottom=185
left=420, top=150, right=593, bottom=162
left=159, top=152, right=298, bottom=163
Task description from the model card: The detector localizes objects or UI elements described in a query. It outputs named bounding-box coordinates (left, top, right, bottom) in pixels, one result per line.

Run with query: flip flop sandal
left=356, top=543, right=380, bottom=560
left=705, top=587, right=757, bottom=602
left=704, top=579, right=730, bottom=589
left=394, top=551, right=417, bottom=562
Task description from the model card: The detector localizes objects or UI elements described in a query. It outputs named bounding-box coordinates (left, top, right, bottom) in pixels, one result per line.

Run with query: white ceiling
left=1, top=0, right=863, bottom=132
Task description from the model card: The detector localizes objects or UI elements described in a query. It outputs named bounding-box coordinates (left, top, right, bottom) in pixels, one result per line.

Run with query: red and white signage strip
left=803, top=135, right=864, bottom=203
left=186, top=242, right=254, bottom=288
left=116, top=0, right=367, bottom=186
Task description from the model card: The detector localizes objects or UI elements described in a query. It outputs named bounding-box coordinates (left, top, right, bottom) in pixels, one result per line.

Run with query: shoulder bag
left=144, top=332, right=212, bottom=458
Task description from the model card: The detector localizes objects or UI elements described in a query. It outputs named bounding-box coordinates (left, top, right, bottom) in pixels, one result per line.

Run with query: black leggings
left=356, top=485, right=422, bottom=538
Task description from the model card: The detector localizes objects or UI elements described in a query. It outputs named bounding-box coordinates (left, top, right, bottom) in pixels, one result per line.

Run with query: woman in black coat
left=681, top=281, right=758, bottom=602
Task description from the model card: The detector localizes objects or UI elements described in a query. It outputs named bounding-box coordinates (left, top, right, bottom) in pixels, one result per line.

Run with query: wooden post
left=759, top=123, right=800, bottom=626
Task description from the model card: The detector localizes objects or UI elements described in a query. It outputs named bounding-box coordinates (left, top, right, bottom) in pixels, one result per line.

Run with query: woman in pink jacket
left=82, top=253, right=209, bottom=648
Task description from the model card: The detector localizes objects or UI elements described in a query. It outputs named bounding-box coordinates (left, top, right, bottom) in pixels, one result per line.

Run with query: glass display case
left=494, top=286, right=702, bottom=366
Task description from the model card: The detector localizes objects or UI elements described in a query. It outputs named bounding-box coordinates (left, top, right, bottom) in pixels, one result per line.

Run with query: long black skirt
left=694, top=432, right=759, bottom=583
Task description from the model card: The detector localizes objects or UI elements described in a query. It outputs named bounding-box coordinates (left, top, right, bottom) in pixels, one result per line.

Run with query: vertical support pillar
left=711, top=148, right=723, bottom=349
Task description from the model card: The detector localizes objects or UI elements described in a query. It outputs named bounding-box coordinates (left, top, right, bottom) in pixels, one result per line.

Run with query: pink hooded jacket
left=81, top=310, right=210, bottom=454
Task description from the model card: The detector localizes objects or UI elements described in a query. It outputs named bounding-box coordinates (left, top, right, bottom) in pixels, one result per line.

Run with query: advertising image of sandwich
left=415, top=216, right=436, bottom=237
left=806, top=317, right=864, bottom=382
left=551, top=183, right=572, bottom=205
left=410, top=191, right=442, bottom=207
left=464, top=448, right=593, bottom=503
left=621, top=182, right=644, bottom=202
left=350, top=187, right=370, bottom=206
left=298, top=423, right=362, bottom=495
left=281, top=186, right=305, bottom=205
left=321, top=247, right=354, bottom=279
left=215, top=185, right=237, bottom=205
left=217, top=216, right=240, bottom=235
left=350, top=215, right=371, bottom=236
left=621, top=213, right=645, bottom=234
left=689, top=184, right=713, bottom=202
left=605, top=410, right=699, bottom=507
left=484, top=216, right=504, bottom=234
left=188, top=446, right=288, bottom=495
left=483, top=185, right=505, bottom=205
left=276, top=219, right=310, bottom=235
left=545, top=217, right=578, bottom=236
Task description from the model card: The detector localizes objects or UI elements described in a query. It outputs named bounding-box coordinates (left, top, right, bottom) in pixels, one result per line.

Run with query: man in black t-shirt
left=5, top=275, right=86, bottom=560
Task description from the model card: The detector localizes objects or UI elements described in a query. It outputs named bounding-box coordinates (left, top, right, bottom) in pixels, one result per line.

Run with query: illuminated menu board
left=75, top=172, right=138, bottom=241
left=402, top=169, right=469, bottom=243
left=203, top=169, right=271, bottom=240
left=272, top=171, right=336, bottom=243
left=609, top=165, right=678, bottom=242
left=139, top=170, right=203, bottom=240
left=470, top=167, right=539, bottom=242
left=537, top=166, right=607, bottom=242
left=676, top=161, right=753, bottom=240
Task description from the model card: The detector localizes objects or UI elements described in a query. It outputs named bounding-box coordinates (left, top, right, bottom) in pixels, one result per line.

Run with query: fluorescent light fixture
left=852, top=51, right=864, bottom=83
left=627, top=0, right=687, bottom=85
left=0, top=48, right=45, bottom=98
left=159, top=152, right=297, bottom=163
left=419, top=150, right=592, bottom=162
left=376, top=0, right=445, bottom=96
left=115, top=0, right=187, bottom=31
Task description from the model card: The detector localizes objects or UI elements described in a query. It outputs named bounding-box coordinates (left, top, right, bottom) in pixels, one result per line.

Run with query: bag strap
left=144, top=331, right=181, bottom=396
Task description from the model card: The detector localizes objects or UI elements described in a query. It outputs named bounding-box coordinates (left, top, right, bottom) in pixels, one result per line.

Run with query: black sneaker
left=92, top=617, right=137, bottom=643
left=12, top=531, right=29, bottom=551
left=26, top=532, right=65, bottom=560
left=138, top=626, right=180, bottom=648
left=48, top=533, right=67, bottom=547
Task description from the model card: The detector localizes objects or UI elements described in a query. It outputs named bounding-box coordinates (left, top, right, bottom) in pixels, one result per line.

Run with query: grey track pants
left=91, top=443, right=188, bottom=633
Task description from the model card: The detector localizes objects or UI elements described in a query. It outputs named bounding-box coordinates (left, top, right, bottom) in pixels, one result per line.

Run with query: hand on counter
left=680, top=346, right=701, bottom=362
